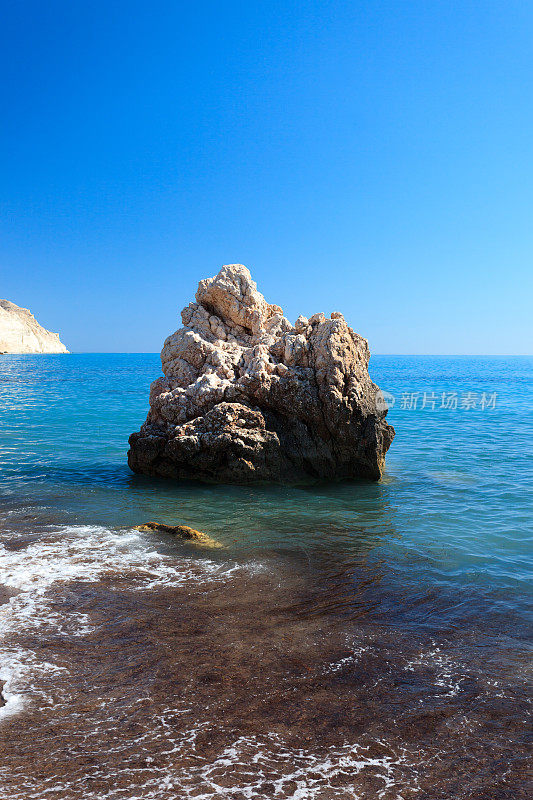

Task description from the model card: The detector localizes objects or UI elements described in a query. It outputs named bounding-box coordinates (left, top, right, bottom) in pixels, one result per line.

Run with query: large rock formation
left=128, top=265, right=394, bottom=484
left=0, top=299, right=69, bottom=354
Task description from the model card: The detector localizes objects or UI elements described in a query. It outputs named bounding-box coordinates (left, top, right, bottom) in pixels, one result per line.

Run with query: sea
left=0, top=353, right=531, bottom=799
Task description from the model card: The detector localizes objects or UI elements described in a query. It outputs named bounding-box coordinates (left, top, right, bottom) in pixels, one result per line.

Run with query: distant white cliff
left=0, top=299, right=69, bottom=354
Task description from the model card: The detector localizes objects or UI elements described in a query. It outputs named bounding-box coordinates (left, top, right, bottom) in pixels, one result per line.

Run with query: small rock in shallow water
left=135, top=522, right=224, bottom=548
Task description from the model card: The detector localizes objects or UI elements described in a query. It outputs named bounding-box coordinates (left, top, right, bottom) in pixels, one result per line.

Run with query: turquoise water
left=1, top=354, right=531, bottom=629
left=0, top=354, right=531, bottom=799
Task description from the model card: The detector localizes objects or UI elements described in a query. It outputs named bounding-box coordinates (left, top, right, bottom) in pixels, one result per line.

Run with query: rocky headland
left=128, top=265, right=394, bottom=483
left=0, top=299, right=69, bottom=354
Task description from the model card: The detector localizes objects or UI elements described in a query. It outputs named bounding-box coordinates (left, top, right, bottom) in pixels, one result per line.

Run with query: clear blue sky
left=1, top=1, right=532, bottom=354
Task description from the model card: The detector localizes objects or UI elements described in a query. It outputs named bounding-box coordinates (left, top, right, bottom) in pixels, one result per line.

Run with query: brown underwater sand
left=0, top=524, right=531, bottom=800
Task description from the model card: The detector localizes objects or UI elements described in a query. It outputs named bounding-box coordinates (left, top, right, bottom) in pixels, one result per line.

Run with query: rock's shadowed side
left=128, top=265, right=394, bottom=483
left=0, top=299, right=69, bottom=354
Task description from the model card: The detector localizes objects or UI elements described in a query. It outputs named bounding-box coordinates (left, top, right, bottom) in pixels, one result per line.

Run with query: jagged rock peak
left=0, top=299, right=69, bottom=354
left=128, top=264, right=394, bottom=484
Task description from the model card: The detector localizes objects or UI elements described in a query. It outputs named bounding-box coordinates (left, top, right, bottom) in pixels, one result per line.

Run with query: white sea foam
left=404, top=641, right=465, bottom=697
left=324, top=644, right=370, bottom=674
left=178, top=732, right=409, bottom=800
left=0, top=709, right=417, bottom=800
left=0, top=525, right=241, bottom=719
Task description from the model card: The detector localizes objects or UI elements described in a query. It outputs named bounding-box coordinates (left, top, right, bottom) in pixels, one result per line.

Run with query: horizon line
left=5, top=352, right=532, bottom=358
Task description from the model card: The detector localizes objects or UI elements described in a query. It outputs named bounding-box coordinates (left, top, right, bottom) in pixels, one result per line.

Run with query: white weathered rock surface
left=0, top=299, right=69, bottom=354
left=128, top=265, right=394, bottom=483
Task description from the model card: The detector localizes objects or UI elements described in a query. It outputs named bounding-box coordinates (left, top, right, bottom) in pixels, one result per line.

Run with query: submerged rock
left=135, top=522, right=223, bottom=548
left=0, top=299, right=69, bottom=354
left=128, top=264, right=394, bottom=484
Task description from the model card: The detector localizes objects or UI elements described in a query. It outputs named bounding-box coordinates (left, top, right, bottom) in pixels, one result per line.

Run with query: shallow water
left=0, top=354, right=531, bottom=798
